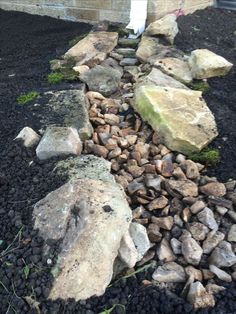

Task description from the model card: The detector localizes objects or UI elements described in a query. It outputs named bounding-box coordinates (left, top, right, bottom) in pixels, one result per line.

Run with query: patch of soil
left=0, top=9, right=91, bottom=148
left=175, top=7, right=236, bottom=181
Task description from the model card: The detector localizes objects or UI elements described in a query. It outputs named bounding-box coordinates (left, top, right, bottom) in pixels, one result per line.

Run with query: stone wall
left=0, top=0, right=213, bottom=24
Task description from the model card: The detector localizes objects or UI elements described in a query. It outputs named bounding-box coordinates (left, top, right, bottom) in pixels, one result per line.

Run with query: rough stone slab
left=138, top=68, right=188, bottom=90
left=188, top=49, right=233, bottom=79
left=55, top=155, right=114, bottom=183
left=80, top=65, right=122, bottom=97
left=15, top=127, right=40, bottom=147
left=33, top=178, right=132, bottom=301
left=36, top=127, right=82, bottom=160
left=64, top=32, right=118, bottom=67
left=154, top=57, right=192, bottom=83
left=37, top=90, right=93, bottom=141
left=134, top=85, right=218, bottom=154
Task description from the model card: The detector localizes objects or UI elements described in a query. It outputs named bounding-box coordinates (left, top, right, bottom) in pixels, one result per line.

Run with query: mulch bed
left=0, top=7, right=236, bottom=314
left=175, top=7, right=236, bottom=181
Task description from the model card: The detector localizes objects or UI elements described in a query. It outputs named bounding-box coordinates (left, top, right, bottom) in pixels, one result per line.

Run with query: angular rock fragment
left=209, top=241, right=236, bottom=267
left=36, top=127, right=82, bottom=160
left=188, top=222, right=209, bottom=241
left=188, top=49, right=233, bottom=79
left=134, top=86, right=218, bottom=154
left=187, top=281, right=215, bottom=309
left=118, top=231, right=139, bottom=268
left=152, top=262, right=186, bottom=282
left=197, top=207, right=218, bottom=230
left=200, top=182, right=226, bottom=197
left=145, top=14, right=179, bottom=44
left=209, top=265, right=232, bottom=282
left=203, top=230, right=225, bottom=254
left=182, top=236, right=203, bottom=266
left=129, top=222, right=151, bottom=261
left=15, top=127, right=40, bottom=147
left=228, top=225, right=236, bottom=242
left=157, top=238, right=176, bottom=262
left=166, top=179, right=198, bottom=198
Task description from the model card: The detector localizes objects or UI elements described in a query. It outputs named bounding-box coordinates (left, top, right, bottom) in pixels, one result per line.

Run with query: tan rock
left=228, top=225, right=236, bottom=242
left=182, top=236, right=203, bottom=266
left=188, top=222, right=209, bottom=241
left=145, top=14, right=179, bottom=44
left=203, top=230, right=225, bottom=254
left=92, top=144, right=109, bottom=158
left=181, top=160, right=200, bottom=180
left=154, top=57, right=192, bottom=83
left=73, top=65, right=89, bottom=75
left=187, top=281, right=215, bottom=309
left=147, top=196, right=169, bottom=211
left=147, top=224, right=162, bottom=242
left=188, top=49, right=233, bottom=79
left=200, top=182, right=226, bottom=197
left=134, top=86, right=218, bottom=154
left=33, top=177, right=132, bottom=301
left=64, top=32, right=118, bottom=66
left=151, top=216, right=174, bottom=230
left=185, top=266, right=203, bottom=282
left=190, top=200, right=206, bottom=214
left=166, top=179, right=198, bottom=198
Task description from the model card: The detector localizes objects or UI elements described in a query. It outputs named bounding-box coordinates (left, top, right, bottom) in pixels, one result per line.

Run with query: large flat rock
left=134, top=85, right=218, bottom=154
left=38, top=90, right=93, bottom=141
left=64, top=32, right=118, bottom=67
left=33, top=162, right=132, bottom=300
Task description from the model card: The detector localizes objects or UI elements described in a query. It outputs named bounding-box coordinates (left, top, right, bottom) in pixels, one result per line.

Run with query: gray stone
left=33, top=177, right=132, bottom=301
left=188, top=222, right=209, bottom=241
left=209, top=265, right=232, bottom=282
left=80, top=65, right=122, bottom=97
left=190, top=201, right=206, bottom=214
left=15, top=127, right=40, bottom=147
left=228, top=225, right=236, bottom=242
left=129, top=222, right=151, bottom=261
left=197, top=208, right=218, bottom=230
left=203, top=230, right=225, bottom=254
left=170, top=238, right=182, bottom=255
left=101, top=57, right=123, bottom=76
left=38, top=90, right=93, bottom=141
left=182, top=236, right=203, bottom=266
left=209, top=241, right=236, bottom=267
left=120, top=58, right=138, bottom=66
left=116, top=48, right=136, bottom=57
left=36, top=127, right=82, bottom=160
left=152, top=262, right=186, bottom=282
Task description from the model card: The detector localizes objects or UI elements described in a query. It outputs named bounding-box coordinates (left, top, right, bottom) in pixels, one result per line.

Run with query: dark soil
left=175, top=7, right=236, bottom=181
left=0, top=7, right=236, bottom=314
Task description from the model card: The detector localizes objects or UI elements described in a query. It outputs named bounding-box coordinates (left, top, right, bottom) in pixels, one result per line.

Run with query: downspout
left=126, top=0, right=148, bottom=38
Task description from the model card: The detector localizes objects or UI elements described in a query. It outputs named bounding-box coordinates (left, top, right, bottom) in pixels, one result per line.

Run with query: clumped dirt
left=175, top=7, right=236, bottom=181
left=1, top=7, right=236, bottom=314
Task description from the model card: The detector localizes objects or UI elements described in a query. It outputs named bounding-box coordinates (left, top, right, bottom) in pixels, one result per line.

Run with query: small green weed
left=188, top=81, right=210, bottom=93
left=188, top=148, right=220, bottom=166
left=47, top=72, right=64, bottom=85
left=68, top=33, right=88, bottom=47
left=17, top=91, right=39, bottom=104
left=100, top=304, right=126, bottom=314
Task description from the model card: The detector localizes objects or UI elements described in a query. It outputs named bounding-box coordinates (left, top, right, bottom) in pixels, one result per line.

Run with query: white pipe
left=126, top=0, right=148, bottom=39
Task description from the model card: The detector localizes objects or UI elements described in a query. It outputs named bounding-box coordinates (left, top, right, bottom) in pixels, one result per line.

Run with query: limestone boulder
left=33, top=176, right=132, bottom=301
left=80, top=65, right=122, bottom=97
left=145, top=14, right=179, bottom=44
left=64, top=32, right=118, bottom=67
left=188, top=49, right=233, bottom=79
left=134, top=85, right=218, bottom=154
left=38, top=90, right=93, bottom=141
left=154, top=57, right=192, bottom=83
left=36, top=127, right=82, bottom=160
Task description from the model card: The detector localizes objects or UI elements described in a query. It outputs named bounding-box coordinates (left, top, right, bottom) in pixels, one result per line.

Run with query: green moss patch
left=68, top=33, right=89, bottom=47
left=188, top=148, right=220, bottom=166
left=47, top=72, right=64, bottom=85
left=187, top=81, right=210, bottom=93
left=17, top=91, right=39, bottom=104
